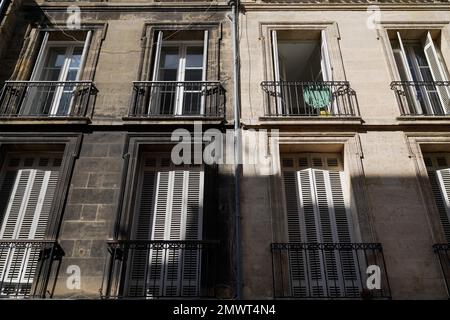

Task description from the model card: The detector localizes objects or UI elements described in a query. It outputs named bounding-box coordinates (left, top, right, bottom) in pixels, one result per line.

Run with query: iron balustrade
left=261, top=81, right=358, bottom=117
left=0, top=240, right=64, bottom=298
left=102, top=240, right=219, bottom=299
left=0, top=81, right=97, bottom=118
left=129, top=81, right=225, bottom=118
left=271, top=242, right=391, bottom=299
left=433, top=243, right=450, bottom=297
left=390, top=81, right=450, bottom=116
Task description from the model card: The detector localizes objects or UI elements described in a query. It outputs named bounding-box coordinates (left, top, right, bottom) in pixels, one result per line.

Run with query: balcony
left=127, top=81, right=225, bottom=119
left=261, top=81, right=358, bottom=118
left=391, top=81, right=450, bottom=116
left=0, top=81, right=97, bottom=120
left=102, top=240, right=219, bottom=299
left=0, top=240, right=64, bottom=298
left=271, top=243, right=391, bottom=299
left=433, top=243, right=450, bottom=297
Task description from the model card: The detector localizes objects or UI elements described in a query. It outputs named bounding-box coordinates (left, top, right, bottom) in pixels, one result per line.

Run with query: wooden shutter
left=320, top=30, right=332, bottom=82
left=423, top=32, right=450, bottom=114
left=128, top=155, right=204, bottom=297
left=0, top=155, right=60, bottom=296
left=424, top=153, right=450, bottom=242
left=282, top=154, right=359, bottom=297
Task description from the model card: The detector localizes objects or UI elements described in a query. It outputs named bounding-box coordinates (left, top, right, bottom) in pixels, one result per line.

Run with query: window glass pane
left=160, top=47, right=179, bottom=69
left=69, top=47, right=83, bottom=69
left=186, top=47, right=203, bottom=68
left=184, top=69, right=202, bottom=81
left=40, top=47, right=67, bottom=81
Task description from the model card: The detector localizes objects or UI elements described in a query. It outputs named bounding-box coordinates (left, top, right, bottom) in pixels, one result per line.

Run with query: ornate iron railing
left=271, top=242, right=391, bottom=299
left=390, top=81, right=450, bottom=116
left=0, top=240, right=64, bottom=298
left=261, top=81, right=358, bottom=117
left=129, top=81, right=225, bottom=118
left=102, top=240, right=219, bottom=299
left=0, top=81, right=97, bottom=118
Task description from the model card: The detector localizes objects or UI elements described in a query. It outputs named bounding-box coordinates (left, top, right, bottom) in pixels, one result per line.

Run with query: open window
left=390, top=30, right=450, bottom=115
left=19, top=31, right=92, bottom=116
left=148, top=30, right=208, bottom=116
left=268, top=30, right=343, bottom=116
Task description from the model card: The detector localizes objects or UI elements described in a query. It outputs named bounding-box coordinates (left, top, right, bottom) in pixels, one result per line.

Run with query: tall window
left=391, top=31, right=450, bottom=115
left=0, top=154, right=61, bottom=296
left=270, top=30, right=336, bottom=116
left=20, top=31, right=92, bottom=116
left=149, top=30, right=208, bottom=115
left=423, top=153, right=450, bottom=242
left=281, top=153, right=360, bottom=296
left=126, top=154, right=205, bottom=297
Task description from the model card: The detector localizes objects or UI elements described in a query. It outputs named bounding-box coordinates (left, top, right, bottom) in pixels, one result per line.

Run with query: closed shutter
left=127, top=155, right=204, bottom=297
left=0, top=155, right=60, bottom=296
left=424, top=153, right=450, bottom=242
left=282, top=154, right=359, bottom=297
left=423, top=32, right=450, bottom=114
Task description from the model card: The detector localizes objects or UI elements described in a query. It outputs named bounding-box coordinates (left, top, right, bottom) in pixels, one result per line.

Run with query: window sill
left=258, top=116, right=362, bottom=126
left=122, top=116, right=226, bottom=125
left=0, top=117, right=91, bottom=125
left=396, top=115, right=450, bottom=125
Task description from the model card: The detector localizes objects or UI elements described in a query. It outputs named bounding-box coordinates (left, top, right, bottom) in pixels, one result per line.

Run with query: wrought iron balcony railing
left=129, top=81, right=225, bottom=118
left=0, top=240, right=64, bottom=298
left=433, top=243, right=450, bottom=297
left=0, top=81, right=97, bottom=118
left=391, top=81, right=450, bottom=116
left=271, top=243, right=391, bottom=299
left=261, top=81, right=358, bottom=117
left=102, top=240, right=219, bottom=299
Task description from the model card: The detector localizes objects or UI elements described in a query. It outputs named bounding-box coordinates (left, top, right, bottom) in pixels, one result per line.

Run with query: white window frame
left=24, top=31, right=91, bottom=116
left=150, top=30, right=208, bottom=116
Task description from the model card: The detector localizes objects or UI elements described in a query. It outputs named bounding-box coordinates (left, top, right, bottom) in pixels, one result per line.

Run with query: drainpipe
left=228, top=0, right=242, bottom=300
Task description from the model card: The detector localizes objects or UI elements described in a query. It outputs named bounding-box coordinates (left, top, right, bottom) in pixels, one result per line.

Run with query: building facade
left=0, top=0, right=449, bottom=300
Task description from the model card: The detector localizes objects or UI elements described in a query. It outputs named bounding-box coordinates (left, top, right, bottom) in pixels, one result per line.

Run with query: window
left=272, top=30, right=332, bottom=84
left=423, top=153, right=450, bottom=242
left=263, top=30, right=356, bottom=117
left=149, top=30, right=208, bottom=115
left=126, top=154, right=205, bottom=297
left=281, top=153, right=360, bottom=297
left=0, top=153, right=61, bottom=296
left=20, top=31, right=92, bottom=116
left=391, top=31, right=450, bottom=115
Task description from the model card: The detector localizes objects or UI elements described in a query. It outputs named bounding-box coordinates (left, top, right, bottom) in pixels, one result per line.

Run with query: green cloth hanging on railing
left=303, top=85, right=332, bottom=110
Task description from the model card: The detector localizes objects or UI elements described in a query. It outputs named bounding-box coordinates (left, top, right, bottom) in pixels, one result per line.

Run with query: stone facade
left=0, top=0, right=449, bottom=300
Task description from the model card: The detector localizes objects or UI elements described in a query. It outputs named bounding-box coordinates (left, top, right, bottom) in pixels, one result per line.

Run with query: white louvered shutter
left=423, top=32, right=450, bottom=114
left=127, top=169, right=156, bottom=297
left=0, top=155, right=60, bottom=296
left=282, top=154, right=359, bottom=298
left=129, top=155, right=204, bottom=297
left=424, top=154, right=450, bottom=242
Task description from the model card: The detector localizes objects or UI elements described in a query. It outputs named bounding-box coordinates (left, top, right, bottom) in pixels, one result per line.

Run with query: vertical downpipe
left=229, top=0, right=242, bottom=300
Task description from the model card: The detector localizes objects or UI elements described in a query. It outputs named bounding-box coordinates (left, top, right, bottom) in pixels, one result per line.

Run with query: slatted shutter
left=0, top=155, right=60, bottom=296
left=423, top=153, right=450, bottom=242
left=128, top=155, right=204, bottom=297
left=282, top=154, right=359, bottom=297
left=423, top=32, right=450, bottom=114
